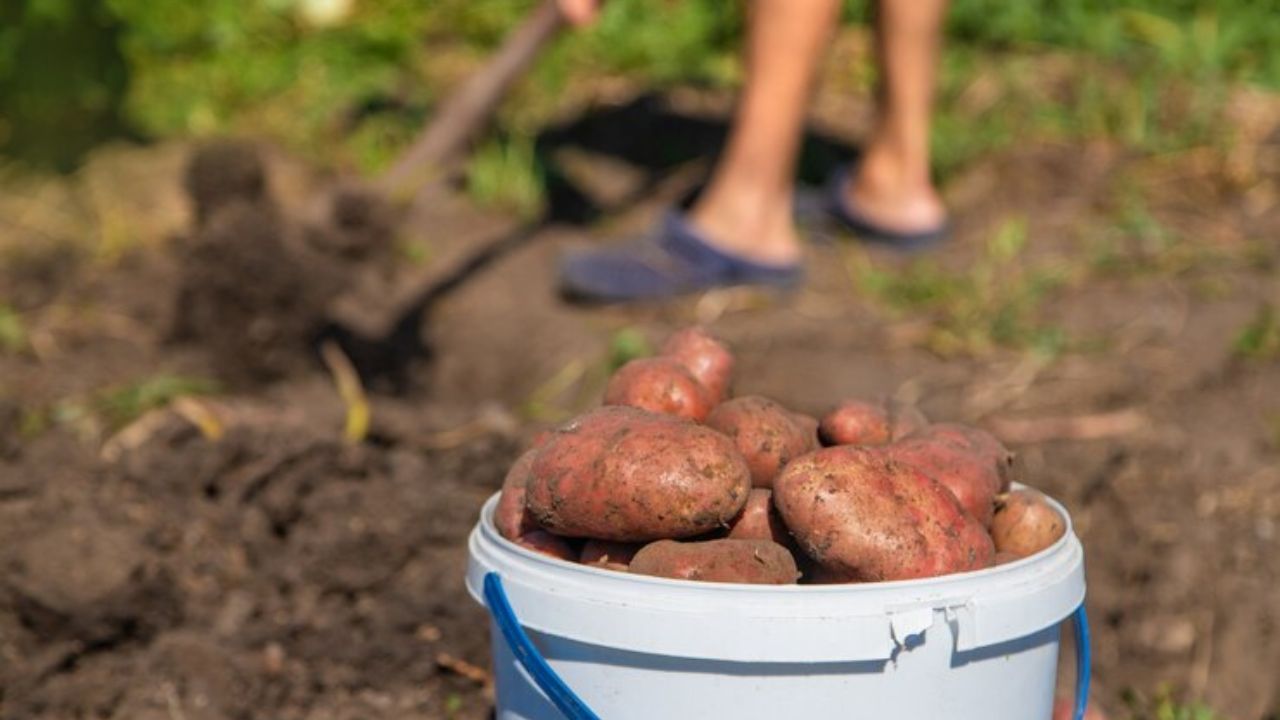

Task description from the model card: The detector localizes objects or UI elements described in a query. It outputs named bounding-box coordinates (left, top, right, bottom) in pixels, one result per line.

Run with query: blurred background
left=1, top=2, right=1277, bottom=719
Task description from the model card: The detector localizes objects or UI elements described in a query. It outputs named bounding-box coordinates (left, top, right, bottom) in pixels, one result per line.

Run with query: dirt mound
left=171, top=143, right=399, bottom=386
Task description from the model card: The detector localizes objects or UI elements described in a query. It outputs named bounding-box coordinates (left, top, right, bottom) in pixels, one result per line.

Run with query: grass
left=606, top=326, right=653, bottom=372
left=0, top=304, right=27, bottom=354
left=1233, top=303, right=1280, bottom=360
left=37, top=374, right=220, bottom=438
left=849, top=216, right=1070, bottom=357
left=465, top=134, right=546, bottom=221
left=5, top=0, right=1277, bottom=174
left=1122, top=686, right=1222, bottom=720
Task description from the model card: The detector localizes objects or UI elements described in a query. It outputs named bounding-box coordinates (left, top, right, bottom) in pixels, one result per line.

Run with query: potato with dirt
left=629, top=538, right=800, bottom=584
left=726, top=488, right=795, bottom=550
left=773, top=446, right=994, bottom=581
left=495, top=450, right=538, bottom=541
left=887, top=435, right=1003, bottom=526
left=990, top=488, right=1067, bottom=559
left=661, top=326, right=735, bottom=404
left=603, top=357, right=714, bottom=422
left=580, top=540, right=643, bottom=571
left=526, top=407, right=751, bottom=541
left=909, top=423, right=1016, bottom=490
left=819, top=400, right=891, bottom=446
left=495, top=450, right=578, bottom=561
left=707, top=396, right=819, bottom=488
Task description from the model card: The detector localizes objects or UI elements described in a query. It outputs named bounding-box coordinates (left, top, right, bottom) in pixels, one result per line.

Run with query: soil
left=2, top=89, right=1279, bottom=719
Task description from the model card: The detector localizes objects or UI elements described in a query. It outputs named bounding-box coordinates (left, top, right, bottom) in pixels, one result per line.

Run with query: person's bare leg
left=846, top=0, right=949, bottom=233
left=687, top=0, right=841, bottom=265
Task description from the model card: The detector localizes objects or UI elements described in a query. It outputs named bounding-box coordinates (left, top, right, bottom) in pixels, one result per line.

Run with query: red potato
left=629, top=539, right=800, bottom=584
left=990, top=489, right=1066, bottom=559
left=910, top=423, right=1016, bottom=491
left=887, top=436, right=1003, bottom=527
left=514, top=530, right=577, bottom=561
left=495, top=450, right=538, bottom=541
left=819, top=400, right=891, bottom=447
left=706, top=396, right=819, bottom=488
left=773, top=446, right=995, bottom=582
left=603, top=357, right=714, bottom=422
left=726, top=489, right=794, bottom=549
left=661, top=327, right=734, bottom=404
left=580, top=540, right=642, bottom=571
left=526, top=407, right=752, bottom=542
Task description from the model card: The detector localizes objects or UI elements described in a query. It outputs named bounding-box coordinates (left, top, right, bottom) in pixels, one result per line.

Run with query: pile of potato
left=495, top=328, right=1067, bottom=585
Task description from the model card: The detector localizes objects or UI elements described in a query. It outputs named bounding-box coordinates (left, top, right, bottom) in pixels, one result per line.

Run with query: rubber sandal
left=558, top=211, right=803, bottom=304
left=825, top=165, right=949, bottom=251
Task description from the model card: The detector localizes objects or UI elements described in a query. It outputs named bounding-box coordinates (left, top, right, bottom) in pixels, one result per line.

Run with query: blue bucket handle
left=484, top=571, right=1091, bottom=720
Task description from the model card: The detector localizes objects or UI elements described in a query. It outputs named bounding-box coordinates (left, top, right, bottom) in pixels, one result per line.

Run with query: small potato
left=661, top=327, right=734, bottom=404
left=774, top=446, right=994, bottom=582
left=726, top=489, right=794, bottom=549
left=707, top=396, right=819, bottom=488
left=527, top=407, right=751, bottom=541
left=630, top=539, right=799, bottom=584
left=910, top=423, right=1016, bottom=491
left=887, top=436, right=1002, bottom=527
left=580, top=540, right=642, bottom=571
left=819, top=400, right=891, bottom=447
left=603, top=357, right=714, bottom=422
left=495, top=450, right=538, bottom=541
left=991, top=489, right=1066, bottom=559
left=514, top=530, right=577, bottom=561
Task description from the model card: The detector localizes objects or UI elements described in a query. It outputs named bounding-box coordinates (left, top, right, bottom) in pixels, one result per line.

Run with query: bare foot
left=844, top=148, right=947, bottom=234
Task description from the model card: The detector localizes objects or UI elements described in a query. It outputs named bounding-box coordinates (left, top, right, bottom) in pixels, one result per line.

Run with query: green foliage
left=850, top=216, right=1068, bottom=357
left=79, top=374, right=218, bottom=431
left=5, top=0, right=1278, bottom=173
left=1234, top=303, right=1280, bottom=360
left=607, top=327, right=653, bottom=372
left=0, top=0, right=129, bottom=168
left=1122, top=686, right=1222, bottom=720
left=466, top=135, right=547, bottom=221
left=941, top=2, right=1280, bottom=87
left=0, top=305, right=27, bottom=354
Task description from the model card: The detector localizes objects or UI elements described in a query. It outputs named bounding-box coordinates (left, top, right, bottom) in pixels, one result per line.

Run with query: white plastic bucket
left=466, top=489, right=1087, bottom=720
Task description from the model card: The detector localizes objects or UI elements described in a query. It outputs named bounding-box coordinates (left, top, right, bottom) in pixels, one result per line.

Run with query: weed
left=0, top=304, right=26, bottom=354
left=1234, top=303, right=1280, bottom=360
left=1122, top=685, right=1222, bottom=720
left=466, top=134, right=546, bottom=221
left=849, top=216, right=1068, bottom=357
left=607, top=326, right=653, bottom=372
left=87, top=374, right=219, bottom=432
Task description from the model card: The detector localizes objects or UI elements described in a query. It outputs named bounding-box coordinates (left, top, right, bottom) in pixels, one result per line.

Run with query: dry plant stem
left=319, top=340, right=370, bottom=443
left=436, top=652, right=493, bottom=686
